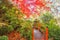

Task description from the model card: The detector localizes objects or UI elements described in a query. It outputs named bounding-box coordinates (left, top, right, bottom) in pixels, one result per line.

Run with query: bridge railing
left=32, top=27, right=48, bottom=40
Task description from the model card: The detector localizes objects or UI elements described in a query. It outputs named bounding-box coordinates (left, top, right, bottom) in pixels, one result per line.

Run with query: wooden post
left=32, top=28, right=34, bottom=40
left=45, top=27, right=48, bottom=40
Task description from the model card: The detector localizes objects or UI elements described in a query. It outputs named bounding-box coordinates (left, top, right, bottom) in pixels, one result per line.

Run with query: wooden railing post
left=32, top=28, right=34, bottom=40
left=45, top=27, right=48, bottom=40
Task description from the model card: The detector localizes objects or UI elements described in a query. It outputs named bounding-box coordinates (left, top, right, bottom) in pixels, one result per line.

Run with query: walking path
left=34, top=29, right=45, bottom=40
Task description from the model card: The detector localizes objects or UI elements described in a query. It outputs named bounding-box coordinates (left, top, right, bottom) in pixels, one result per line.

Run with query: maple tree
left=11, top=0, right=50, bottom=17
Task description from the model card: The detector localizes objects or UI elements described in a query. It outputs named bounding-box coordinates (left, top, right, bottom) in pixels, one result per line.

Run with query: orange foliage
left=20, top=38, right=26, bottom=40
left=8, top=31, right=20, bottom=40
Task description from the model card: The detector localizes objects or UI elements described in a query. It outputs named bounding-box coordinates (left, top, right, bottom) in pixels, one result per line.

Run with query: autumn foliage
left=11, top=0, right=50, bottom=17
left=8, top=31, right=20, bottom=40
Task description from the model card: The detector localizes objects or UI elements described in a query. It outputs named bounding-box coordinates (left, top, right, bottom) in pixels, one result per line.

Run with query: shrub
left=0, top=36, right=8, bottom=40
left=17, top=20, right=32, bottom=40
left=40, top=12, right=54, bottom=25
left=40, top=12, right=60, bottom=40
left=48, top=20, right=60, bottom=40
left=0, top=25, right=14, bottom=35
